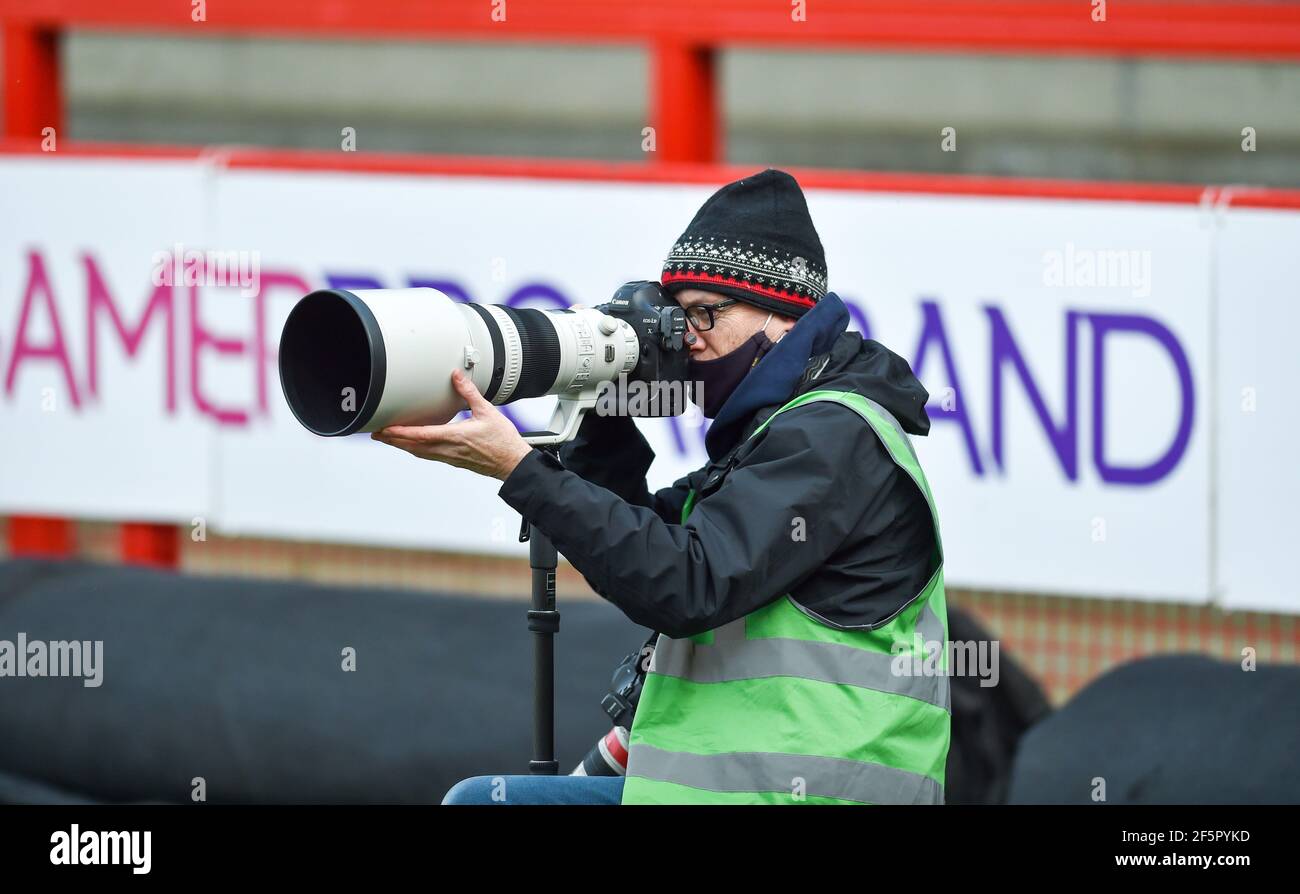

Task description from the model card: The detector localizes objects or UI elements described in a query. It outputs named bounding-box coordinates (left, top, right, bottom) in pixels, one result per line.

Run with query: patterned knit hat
left=660, top=168, right=828, bottom=318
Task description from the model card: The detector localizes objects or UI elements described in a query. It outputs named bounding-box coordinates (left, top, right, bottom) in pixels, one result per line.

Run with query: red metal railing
left=3, top=0, right=1300, bottom=566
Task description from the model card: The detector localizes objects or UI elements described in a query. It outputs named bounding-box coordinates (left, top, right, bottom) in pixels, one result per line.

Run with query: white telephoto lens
left=278, top=287, right=640, bottom=439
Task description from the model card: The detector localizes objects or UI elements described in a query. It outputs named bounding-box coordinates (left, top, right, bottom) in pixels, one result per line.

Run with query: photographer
left=374, top=170, right=949, bottom=805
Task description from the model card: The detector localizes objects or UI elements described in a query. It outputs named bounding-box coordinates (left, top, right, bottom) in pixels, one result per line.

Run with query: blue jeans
left=441, top=774, right=624, bottom=805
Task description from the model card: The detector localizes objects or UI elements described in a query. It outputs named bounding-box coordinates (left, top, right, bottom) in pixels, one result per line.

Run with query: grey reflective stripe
left=917, top=600, right=951, bottom=712
left=652, top=626, right=949, bottom=711
left=766, top=390, right=920, bottom=472
left=833, top=392, right=944, bottom=557
left=856, top=394, right=922, bottom=467
left=627, top=744, right=943, bottom=805
left=918, top=599, right=946, bottom=650
left=655, top=591, right=951, bottom=708
left=714, top=616, right=747, bottom=644
left=654, top=593, right=951, bottom=710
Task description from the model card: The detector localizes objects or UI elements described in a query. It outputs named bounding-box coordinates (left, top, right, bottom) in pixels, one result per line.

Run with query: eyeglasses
left=682, top=297, right=740, bottom=332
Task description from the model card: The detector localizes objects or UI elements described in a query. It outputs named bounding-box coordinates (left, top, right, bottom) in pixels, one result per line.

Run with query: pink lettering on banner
left=4, top=250, right=81, bottom=408
left=187, top=270, right=310, bottom=426
left=84, top=254, right=177, bottom=412
left=254, top=272, right=310, bottom=415
left=1, top=250, right=310, bottom=426
left=188, top=284, right=249, bottom=426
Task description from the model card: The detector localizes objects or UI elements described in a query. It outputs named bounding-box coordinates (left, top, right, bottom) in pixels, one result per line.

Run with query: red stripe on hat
left=660, top=270, right=820, bottom=308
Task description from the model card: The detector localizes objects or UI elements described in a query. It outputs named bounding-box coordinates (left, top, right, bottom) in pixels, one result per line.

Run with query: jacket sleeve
left=498, top=401, right=886, bottom=638
left=556, top=412, right=693, bottom=525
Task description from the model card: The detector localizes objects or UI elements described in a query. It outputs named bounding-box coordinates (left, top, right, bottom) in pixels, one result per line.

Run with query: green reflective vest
left=621, top=389, right=950, bottom=805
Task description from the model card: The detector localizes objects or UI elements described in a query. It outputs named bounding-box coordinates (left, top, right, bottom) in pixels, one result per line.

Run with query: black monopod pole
left=519, top=444, right=561, bottom=775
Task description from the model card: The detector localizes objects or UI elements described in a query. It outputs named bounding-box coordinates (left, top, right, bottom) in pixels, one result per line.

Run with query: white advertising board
left=1, top=154, right=1292, bottom=609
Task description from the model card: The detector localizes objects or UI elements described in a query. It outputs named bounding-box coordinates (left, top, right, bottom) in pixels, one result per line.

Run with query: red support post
left=2, top=21, right=63, bottom=140
left=651, top=40, right=719, bottom=165
left=7, top=516, right=74, bottom=557
left=121, top=523, right=180, bottom=568
left=1, top=24, right=67, bottom=561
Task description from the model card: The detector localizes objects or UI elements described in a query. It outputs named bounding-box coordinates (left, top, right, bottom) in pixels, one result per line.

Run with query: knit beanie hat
left=660, top=168, right=828, bottom=318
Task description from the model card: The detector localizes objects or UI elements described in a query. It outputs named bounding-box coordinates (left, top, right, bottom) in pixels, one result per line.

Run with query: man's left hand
left=371, top=368, right=534, bottom=481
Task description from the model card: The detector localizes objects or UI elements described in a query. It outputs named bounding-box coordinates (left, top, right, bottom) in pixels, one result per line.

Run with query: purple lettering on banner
left=912, top=299, right=984, bottom=475
left=987, top=306, right=1079, bottom=481
left=4, top=250, right=81, bottom=408
left=325, top=275, right=384, bottom=292
left=498, top=405, right=523, bottom=430
left=506, top=283, right=571, bottom=310
left=83, top=254, right=176, bottom=412
left=1089, top=312, right=1194, bottom=485
left=406, top=278, right=474, bottom=303
left=664, top=413, right=689, bottom=455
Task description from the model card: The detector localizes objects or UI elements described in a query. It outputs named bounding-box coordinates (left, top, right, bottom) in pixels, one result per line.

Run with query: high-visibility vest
left=621, top=389, right=950, bottom=805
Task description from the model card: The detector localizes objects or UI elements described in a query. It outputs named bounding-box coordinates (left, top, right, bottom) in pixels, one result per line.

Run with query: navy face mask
left=688, top=312, right=777, bottom=418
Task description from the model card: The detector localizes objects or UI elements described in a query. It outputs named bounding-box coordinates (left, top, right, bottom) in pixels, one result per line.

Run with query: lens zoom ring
left=501, top=307, right=561, bottom=400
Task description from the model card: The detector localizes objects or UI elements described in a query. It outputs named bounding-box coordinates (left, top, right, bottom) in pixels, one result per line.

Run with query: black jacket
left=497, top=293, right=937, bottom=638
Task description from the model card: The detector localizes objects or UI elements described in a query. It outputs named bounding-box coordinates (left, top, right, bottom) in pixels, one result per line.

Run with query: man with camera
left=375, top=169, right=949, bottom=805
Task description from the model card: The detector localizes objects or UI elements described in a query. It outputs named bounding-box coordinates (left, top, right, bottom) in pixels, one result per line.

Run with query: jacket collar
left=703, top=292, right=850, bottom=461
